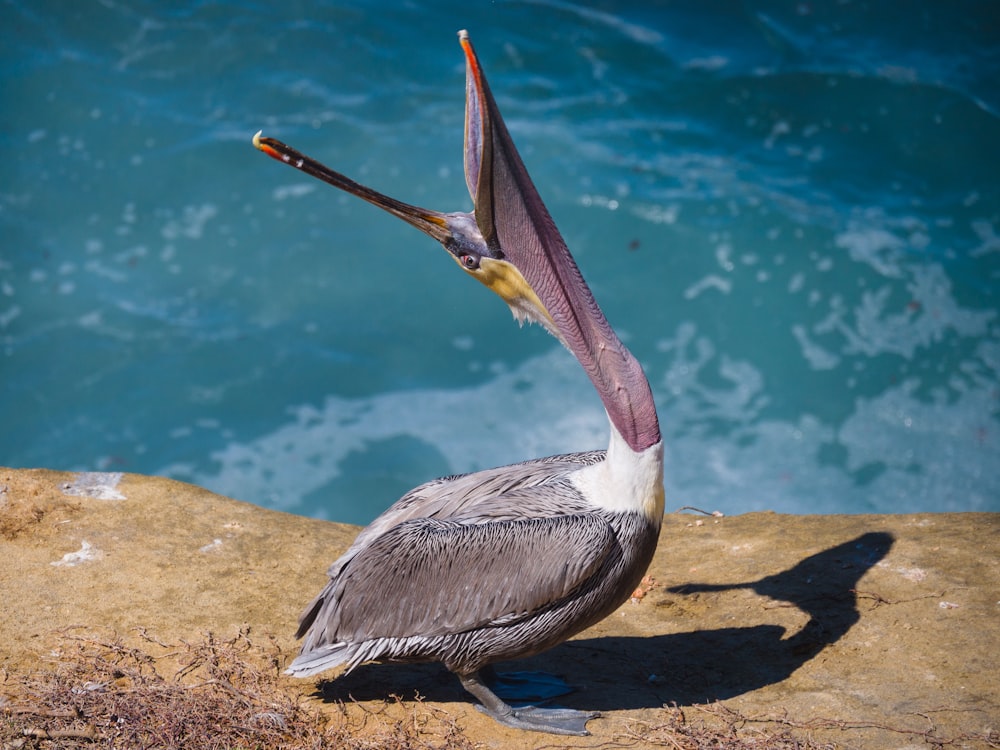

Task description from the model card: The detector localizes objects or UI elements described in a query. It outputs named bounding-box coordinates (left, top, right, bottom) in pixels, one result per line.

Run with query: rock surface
left=1, top=467, right=997, bottom=748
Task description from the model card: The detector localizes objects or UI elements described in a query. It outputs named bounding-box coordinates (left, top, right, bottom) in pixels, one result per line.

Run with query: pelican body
left=254, top=30, right=663, bottom=736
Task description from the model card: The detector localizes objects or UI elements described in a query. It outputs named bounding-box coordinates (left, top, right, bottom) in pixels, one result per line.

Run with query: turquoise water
left=3, top=1, right=998, bottom=523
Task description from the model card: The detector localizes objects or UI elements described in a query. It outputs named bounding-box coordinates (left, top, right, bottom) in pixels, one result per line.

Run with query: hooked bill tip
left=458, top=29, right=469, bottom=41
left=251, top=130, right=286, bottom=162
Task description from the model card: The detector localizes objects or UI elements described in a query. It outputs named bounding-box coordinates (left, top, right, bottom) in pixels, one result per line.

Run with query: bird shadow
left=313, top=531, right=894, bottom=712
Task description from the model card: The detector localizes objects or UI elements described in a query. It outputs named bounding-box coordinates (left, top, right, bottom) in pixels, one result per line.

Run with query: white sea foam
left=791, top=324, right=840, bottom=370
left=161, top=203, right=218, bottom=241
left=272, top=183, right=316, bottom=201
left=157, top=348, right=606, bottom=516
left=683, top=274, right=732, bottom=299
left=160, top=304, right=999, bottom=521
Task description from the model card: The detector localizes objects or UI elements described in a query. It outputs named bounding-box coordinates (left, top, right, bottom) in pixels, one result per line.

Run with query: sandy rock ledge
left=1, top=467, right=997, bottom=748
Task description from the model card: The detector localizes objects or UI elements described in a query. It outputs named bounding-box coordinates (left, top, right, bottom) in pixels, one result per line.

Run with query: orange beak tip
left=252, top=130, right=285, bottom=162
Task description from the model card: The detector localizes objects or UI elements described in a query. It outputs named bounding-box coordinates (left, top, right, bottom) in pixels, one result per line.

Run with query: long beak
left=252, top=31, right=660, bottom=453
left=252, top=131, right=453, bottom=246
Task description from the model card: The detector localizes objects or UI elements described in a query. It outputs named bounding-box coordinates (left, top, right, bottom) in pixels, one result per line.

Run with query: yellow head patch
left=459, top=256, right=563, bottom=341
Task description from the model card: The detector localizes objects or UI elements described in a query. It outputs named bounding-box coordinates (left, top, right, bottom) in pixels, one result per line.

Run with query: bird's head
left=253, top=30, right=660, bottom=453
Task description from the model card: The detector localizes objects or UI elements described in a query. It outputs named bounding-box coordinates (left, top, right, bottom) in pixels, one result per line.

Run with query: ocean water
left=3, top=1, right=998, bottom=523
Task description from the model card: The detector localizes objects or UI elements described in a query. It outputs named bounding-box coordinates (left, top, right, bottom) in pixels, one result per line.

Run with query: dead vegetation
left=0, top=479, right=79, bottom=542
left=621, top=703, right=1000, bottom=750
left=2, top=628, right=995, bottom=750
left=0, top=627, right=476, bottom=750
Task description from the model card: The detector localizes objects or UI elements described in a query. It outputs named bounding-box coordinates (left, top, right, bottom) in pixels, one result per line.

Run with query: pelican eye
left=459, top=252, right=480, bottom=270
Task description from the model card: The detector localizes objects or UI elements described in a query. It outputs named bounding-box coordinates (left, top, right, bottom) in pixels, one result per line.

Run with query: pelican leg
left=481, top=664, right=575, bottom=702
left=459, top=671, right=598, bottom=736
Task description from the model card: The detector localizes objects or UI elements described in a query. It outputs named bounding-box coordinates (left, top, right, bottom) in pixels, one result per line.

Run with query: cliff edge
left=1, top=468, right=997, bottom=748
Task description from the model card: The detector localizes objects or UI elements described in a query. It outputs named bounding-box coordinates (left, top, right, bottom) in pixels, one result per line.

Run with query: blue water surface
left=3, top=1, right=998, bottom=522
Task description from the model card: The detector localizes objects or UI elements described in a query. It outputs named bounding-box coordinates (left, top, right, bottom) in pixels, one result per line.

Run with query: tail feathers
left=294, top=588, right=328, bottom=640
left=284, top=642, right=352, bottom=678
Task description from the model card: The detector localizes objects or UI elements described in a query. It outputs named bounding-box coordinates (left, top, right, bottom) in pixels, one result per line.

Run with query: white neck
left=570, top=417, right=664, bottom=523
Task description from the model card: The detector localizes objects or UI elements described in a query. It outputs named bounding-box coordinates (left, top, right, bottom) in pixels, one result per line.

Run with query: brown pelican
left=252, top=30, right=663, bottom=736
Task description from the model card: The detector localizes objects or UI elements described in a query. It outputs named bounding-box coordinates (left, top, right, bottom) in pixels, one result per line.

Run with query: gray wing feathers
left=325, top=451, right=604, bottom=579
left=302, top=513, right=615, bottom=651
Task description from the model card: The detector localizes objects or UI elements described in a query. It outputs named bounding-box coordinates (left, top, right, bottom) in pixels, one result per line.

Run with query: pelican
left=253, top=30, right=663, bottom=736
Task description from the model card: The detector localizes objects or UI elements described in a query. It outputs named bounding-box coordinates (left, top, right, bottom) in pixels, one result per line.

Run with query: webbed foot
left=459, top=669, right=597, bottom=736
left=474, top=702, right=598, bottom=735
